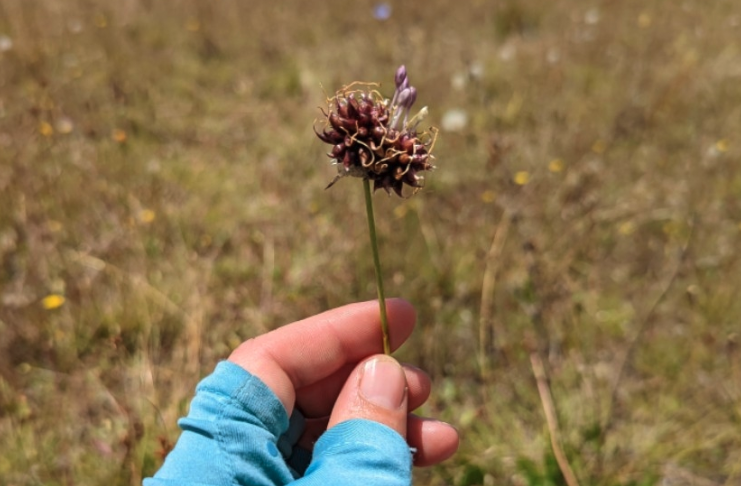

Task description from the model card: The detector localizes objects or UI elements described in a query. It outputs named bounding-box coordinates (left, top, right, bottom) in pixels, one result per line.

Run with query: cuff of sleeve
left=146, top=361, right=294, bottom=486
left=298, top=419, right=413, bottom=486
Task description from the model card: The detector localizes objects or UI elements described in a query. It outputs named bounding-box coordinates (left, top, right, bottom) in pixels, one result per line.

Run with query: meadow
left=1, top=1, right=740, bottom=484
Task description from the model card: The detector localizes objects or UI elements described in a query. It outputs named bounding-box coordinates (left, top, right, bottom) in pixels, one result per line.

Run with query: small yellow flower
left=480, top=190, right=496, bottom=203
left=715, top=139, right=729, bottom=153
left=514, top=171, right=530, bottom=185
left=138, top=209, right=156, bottom=224
left=39, top=121, right=54, bottom=137
left=548, top=159, right=564, bottom=173
left=592, top=139, right=607, bottom=154
left=112, top=129, right=127, bottom=143
left=42, top=294, right=65, bottom=310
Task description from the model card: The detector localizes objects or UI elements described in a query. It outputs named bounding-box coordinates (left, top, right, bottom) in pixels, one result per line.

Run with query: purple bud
left=396, top=87, right=411, bottom=107
left=406, top=87, right=417, bottom=108
left=394, top=65, right=407, bottom=88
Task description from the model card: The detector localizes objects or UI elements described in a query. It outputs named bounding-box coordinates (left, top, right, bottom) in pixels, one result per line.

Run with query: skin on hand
left=228, top=299, right=459, bottom=467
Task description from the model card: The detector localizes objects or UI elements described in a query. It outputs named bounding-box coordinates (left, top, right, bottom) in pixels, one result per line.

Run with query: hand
left=228, top=299, right=459, bottom=467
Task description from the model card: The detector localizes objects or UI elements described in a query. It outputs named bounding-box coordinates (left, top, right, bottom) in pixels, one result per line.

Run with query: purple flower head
left=315, top=66, right=437, bottom=197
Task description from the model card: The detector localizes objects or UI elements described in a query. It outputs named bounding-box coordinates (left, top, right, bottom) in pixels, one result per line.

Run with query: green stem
left=362, top=178, right=391, bottom=355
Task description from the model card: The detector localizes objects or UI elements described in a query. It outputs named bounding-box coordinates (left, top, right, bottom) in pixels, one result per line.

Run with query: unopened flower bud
left=406, top=87, right=417, bottom=109
left=396, top=88, right=411, bottom=108
left=394, top=65, right=407, bottom=88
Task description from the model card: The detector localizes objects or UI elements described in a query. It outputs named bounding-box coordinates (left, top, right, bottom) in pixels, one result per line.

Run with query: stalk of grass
left=363, top=177, right=391, bottom=355
left=530, top=352, right=580, bottom=486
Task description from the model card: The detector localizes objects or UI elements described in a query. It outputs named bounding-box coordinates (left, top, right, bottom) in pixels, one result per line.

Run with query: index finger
left=228, top=299, right=416, bottom=414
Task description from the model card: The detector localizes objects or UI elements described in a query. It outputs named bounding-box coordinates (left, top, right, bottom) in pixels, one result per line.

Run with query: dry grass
left=1, top=1, right=740, bottom=485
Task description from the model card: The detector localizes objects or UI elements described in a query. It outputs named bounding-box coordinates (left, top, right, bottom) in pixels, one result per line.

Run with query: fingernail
left=360, top=356, right=406, bottom=409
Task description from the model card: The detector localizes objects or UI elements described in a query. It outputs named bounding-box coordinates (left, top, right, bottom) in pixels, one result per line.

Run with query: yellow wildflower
left=39, top=121, right=54, bottom=137
left=42, top=294, right=65, bottom=310
left=112, top=129, right=127, bottom=143
left=138, top=209, right=156, bottom=224
left=548, top=159, right=564, bottom=173
left=715, top=139, right=729, bottom=153
left=514, top=171, right=530, bottom=185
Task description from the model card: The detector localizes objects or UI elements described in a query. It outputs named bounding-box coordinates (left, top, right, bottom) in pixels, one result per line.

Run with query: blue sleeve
left=144, top=361, right=294, bottom=486
left=143, top=361, right=413, bottom=486
left=295, top=420, right=413, bottom=486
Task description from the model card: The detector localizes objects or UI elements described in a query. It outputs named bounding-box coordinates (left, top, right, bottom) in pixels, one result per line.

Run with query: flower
left=514, top=171, right=530, bottom=185
left=373, top=3, right=392, bottom=20
left=315, top=65, right=437, bottom=197
left=548, top=158, right=564, bottom=172
left=41, top=294, right=65, bottom=310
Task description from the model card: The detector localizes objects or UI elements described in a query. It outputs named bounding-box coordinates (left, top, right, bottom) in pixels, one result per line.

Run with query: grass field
left=1, top=1, right=741, bottom=484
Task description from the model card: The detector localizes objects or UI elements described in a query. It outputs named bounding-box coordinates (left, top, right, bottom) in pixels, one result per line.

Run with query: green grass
left=1, top=0, right=741, bottom=484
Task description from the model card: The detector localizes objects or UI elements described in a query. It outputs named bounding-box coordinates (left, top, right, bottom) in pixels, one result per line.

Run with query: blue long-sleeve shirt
left=144, top=361, right=413, bottom=486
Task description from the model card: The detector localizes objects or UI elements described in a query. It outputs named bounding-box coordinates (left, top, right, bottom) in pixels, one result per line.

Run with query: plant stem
left=530, top=352, right=580, bottom=486
left=362, top=177, right=391, bottom=355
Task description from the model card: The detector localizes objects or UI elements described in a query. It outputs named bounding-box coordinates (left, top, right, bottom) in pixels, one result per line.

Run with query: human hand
left=228, top=298, right=459, bottom=469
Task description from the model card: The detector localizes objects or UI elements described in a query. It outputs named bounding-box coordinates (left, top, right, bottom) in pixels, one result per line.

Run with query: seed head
left=315, top=66, right=437, bottom=197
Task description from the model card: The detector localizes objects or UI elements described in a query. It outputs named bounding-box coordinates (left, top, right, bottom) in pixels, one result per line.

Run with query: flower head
left=315, top=66, right=437, bottom=197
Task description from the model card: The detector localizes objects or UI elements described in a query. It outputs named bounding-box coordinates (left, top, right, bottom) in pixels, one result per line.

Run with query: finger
left=297, top=363, right=431, bottom=418
left=403, top=364, right=432, bottom=412
left=296, top=405, right=457, bottom=464
left=328, top=355, right=408, bottom=437
left=296, top=365, right=430, bottom=452
left=406, top=415, right=459, bottom=467
left=294, top=362, right=355, bottom=417
left=228, top=299, right=416, bottom=414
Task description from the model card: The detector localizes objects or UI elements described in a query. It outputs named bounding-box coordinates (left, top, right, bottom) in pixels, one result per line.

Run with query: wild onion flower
left=314, top=66, right=438, bottom=354
left=315, top=65, right=437, bottom=197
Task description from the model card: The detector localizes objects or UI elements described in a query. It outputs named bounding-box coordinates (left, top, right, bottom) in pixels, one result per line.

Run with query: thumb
left=328, top=355, right=408, bottom=437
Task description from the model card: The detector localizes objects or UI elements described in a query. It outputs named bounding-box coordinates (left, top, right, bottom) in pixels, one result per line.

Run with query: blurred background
left=1, top=0, right=740, bottom=484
